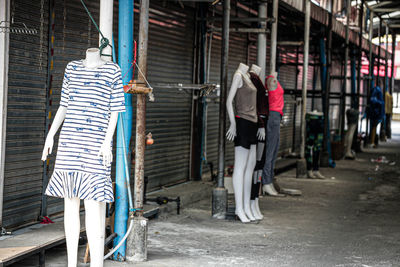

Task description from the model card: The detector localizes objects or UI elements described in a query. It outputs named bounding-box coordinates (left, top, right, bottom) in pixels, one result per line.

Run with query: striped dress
left=45, top=60, right=126, bottom=203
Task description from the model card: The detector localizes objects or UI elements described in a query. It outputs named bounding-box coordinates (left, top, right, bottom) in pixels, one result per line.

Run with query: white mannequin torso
left=226, top=63, right=249, bottom=140
left=226, top=63, right=259, bottom=223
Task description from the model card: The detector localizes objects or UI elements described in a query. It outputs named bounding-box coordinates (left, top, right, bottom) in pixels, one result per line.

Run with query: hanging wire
left=79, top=0, right=154, bottom=101
left=0, top=21, right=38, bottom=35
left=79, top=0, right=112, bottom=56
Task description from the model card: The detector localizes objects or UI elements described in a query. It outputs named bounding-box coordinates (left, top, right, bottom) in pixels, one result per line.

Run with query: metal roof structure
left=361, top=0, right=400, bottom=36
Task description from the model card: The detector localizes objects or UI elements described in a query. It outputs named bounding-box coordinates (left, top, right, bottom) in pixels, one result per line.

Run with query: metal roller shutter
left=278, top=46, right=298, bottom=154
left=3, top=0, right=49, bottom=228
left=142, top=2, right=195, bottom=191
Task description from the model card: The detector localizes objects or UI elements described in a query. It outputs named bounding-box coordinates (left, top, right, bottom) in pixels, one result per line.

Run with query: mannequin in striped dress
left=42, top=48, right=125, bottom=267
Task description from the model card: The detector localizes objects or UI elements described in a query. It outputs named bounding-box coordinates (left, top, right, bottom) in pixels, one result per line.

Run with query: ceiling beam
left=373, top=8, right=400, bottom=13
left=370, top=1, right=395, bottom=10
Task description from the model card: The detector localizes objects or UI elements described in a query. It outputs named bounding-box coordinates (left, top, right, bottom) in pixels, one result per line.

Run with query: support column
left=126, top=0, right=149, bottom=262
left=391, top=33, right=396, bottom=95
left=351, top=49, right=357, bottom=109
left=366, top=10, right=374, bottom=143
left=340, top=0, right=351, bottom=139
left=40, top=0, right=55, bottom=218
left=321, top=8, right=333, bottom=167
left=380, top=25, right=389, bottom=141
left=99, top=0, right=113, bottom=61
left=356, top=0, right=364, bottom=110
left=385, top=26, right=389, bottom=92
left=257, top=1, right=267, bottom=82
left=377, top=18, right=381, bottom=87
left=114, top=0, right=133, bottom=260
left=388, top=33, right=396, bottom=139
left=296, top=0, right=310, bottom=177
left=292, top=47, right=299, bottom=152
left=0, top=0, right=10, bottom=228
left=213, top=0, right=230, bottom=219
left=353, top=0, right=363, bottom=151
left=270, top=0, right=278, bottom=74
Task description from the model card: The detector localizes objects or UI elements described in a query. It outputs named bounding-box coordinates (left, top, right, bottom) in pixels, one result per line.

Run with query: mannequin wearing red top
left=261, top=72, right=284, bottom=195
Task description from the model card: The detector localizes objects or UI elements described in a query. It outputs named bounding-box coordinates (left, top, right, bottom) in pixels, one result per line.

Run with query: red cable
left=121, top=40, right=138, bottom=80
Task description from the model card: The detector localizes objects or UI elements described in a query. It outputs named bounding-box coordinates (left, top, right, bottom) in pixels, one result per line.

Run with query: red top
left=266, top=75, right=284, bottom=116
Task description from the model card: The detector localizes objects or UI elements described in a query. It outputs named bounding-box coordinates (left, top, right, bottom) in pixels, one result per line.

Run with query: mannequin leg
left=232, top=146, right=250, bottom=223
left=64, top=197, right=81, bottom=267
left=370, top=121, right=377, bottom=146
left=250, top=174, right=262, bottom=220
left=269, top=127, right=280, bottom=185
left=261, top=112, right=280, bottom=186
left=313, top=133, right=325, bottom=179
left=84, top=200, right=106, bottom=267
left=313, top=148, right=320, bottom=171
left=345, top=123, right=357, bottom=158
left=243, top=144, right=257, bottom=221
left=251, top=142, right=264, bottom=219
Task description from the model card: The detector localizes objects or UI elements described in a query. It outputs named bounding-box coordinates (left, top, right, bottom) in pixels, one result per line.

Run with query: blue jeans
left=261, top=111, right=281, bottom=185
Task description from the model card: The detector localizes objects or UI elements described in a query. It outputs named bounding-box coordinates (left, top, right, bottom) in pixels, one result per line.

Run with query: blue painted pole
left=319, top=37, right=335, bottom=168
left=351, top=50, right=357, bottom=109
left=113, top=0, right=133, bottom=261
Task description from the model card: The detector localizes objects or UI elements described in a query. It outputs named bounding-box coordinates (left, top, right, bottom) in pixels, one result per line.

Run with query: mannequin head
left=250, top=64, right=262, bottom=76
left=237, top=63, right=249, bottom=74
left=266, top=71, right=278, bottom=91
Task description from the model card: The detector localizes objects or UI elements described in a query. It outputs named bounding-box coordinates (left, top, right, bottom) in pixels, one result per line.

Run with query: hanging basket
left=123, top=80, right=152, bottom=94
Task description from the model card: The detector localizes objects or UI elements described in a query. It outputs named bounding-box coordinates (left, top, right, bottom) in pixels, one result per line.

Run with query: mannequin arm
left=257, top=128, right=265, bottom=141
left=226, top=73, right=242, bottom=141
left=41, top=106, right=67, bottom=161
left=97, top=112, right=119, bottom=166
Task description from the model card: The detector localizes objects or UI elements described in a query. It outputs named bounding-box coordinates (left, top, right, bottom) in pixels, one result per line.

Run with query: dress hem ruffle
left=45, top=170, right=114, bottom=203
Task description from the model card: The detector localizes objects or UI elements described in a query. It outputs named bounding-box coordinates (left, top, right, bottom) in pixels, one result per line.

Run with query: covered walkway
left=11, top=122, right=400, bottom=266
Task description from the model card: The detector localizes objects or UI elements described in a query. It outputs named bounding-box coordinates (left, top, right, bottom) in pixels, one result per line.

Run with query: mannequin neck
left=249, top=64, right=261, bottom=76
left=266, top=75, right=278, bottom=91
left=237, top=63, right=249, bottom=75
left=307, top=110, right=323, bottom=116
left=83, top=48, right=106, bottom=69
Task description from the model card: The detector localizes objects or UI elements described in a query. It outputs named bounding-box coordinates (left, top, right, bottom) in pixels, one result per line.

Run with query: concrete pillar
left=213, top=0, right=230, bottom=219
left=0, top=0, right=10, bottom=228
left=297, top=0, right=311, bottom=178
left=269, top=0, right=278, bottom=75
left=257, top=1, right=267, bottom=82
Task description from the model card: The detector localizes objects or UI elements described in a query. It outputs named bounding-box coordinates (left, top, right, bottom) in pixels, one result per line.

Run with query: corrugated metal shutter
left=278, top=46, right=298, bottom=153
left=3, top=0, right=49, bottom=228
left=142, top=2, right=195, bottom=191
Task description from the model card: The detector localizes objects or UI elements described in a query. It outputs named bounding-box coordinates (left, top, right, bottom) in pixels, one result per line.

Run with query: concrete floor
left=12, top=122, right=400, bottom=267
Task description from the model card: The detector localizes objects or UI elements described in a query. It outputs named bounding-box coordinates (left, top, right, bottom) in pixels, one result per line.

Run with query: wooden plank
left=0, top=247, right=36, bottom=262
left=0, top=218, right=85, bottom=264
left=0, top=204, right=159, bottom=264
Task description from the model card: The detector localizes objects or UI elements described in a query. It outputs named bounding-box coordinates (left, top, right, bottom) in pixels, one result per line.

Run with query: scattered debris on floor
left=370, top=156, right=395, bottom=166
